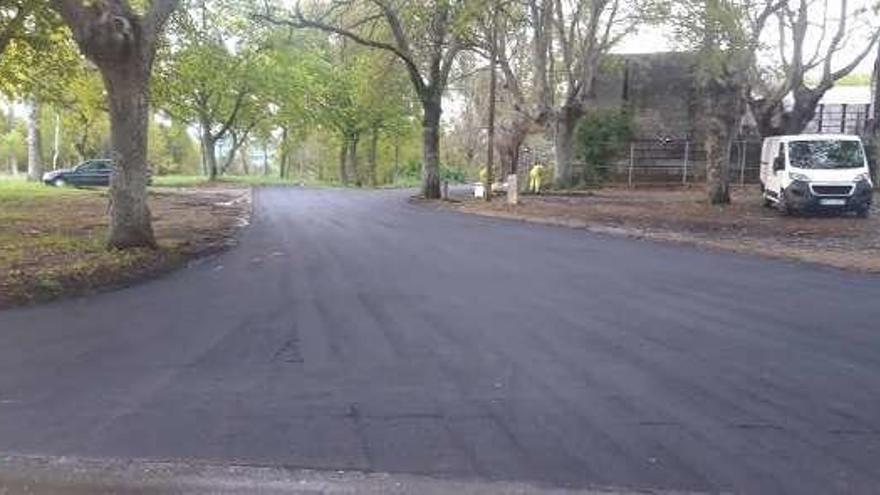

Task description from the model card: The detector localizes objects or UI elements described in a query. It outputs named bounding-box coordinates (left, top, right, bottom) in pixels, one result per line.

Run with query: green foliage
left=440, top=165, right=467, bottom=183
left=574, top=109, right=632, bottom=184
left=148, top=121, right=200, bottom=174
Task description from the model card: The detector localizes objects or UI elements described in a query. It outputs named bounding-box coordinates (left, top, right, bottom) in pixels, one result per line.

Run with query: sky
left=614, top=1, right=878, bottom=76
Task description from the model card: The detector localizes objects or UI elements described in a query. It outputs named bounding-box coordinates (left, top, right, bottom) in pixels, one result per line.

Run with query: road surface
left=2, top=188, right=880, bottom=494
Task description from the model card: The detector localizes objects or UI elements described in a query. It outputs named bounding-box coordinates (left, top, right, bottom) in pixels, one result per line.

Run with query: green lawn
left=0, top=175, right=247, bottom=308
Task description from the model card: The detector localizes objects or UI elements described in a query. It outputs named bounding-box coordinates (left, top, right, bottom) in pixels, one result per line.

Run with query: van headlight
left=789, top=172, right=810, bottom=182
left=854, top=173, right=872, bottom=183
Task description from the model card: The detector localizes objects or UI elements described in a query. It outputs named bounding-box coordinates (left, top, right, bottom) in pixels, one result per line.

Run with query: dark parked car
left=43, top=159, right=115, bottom=187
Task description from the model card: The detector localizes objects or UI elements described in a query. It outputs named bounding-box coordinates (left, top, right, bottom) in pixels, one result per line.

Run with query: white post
left=682, top=141, right=689, bottom=185
left=507, top=174, right=519, bottom=205
left=628, top=142, right=635, bottom=188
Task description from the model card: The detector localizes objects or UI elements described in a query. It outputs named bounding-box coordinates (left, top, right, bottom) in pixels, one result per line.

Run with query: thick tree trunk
left=421, top=97, right=442, bottom=199
left=553, top=106, right=581, bottom=189
left=705, top=126, right=733, bottom=204
left=26, top=99, right=43, bottom=182
left=203, top=132, right=219, bottom=180
left=338, top=140, right=349, bottom=185
left=498, top=119, right=529, bottom=178
left=280, top=126, right=289, bottom=179
left=368, top=126, right=379, bottom=187
left=753, top=89, right=826, bottom=137
left=103, top=65, right=156, bottom=248
left=347, top=133, right=360, bottom=186
left=485, top=42, right=497, bottom=203
left=241, top=143, right=251, bottom=175
left=703, top=82, right=743, bottom=205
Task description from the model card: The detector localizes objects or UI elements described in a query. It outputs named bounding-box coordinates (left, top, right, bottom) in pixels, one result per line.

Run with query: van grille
left=811, top=185, right=853, bottom=196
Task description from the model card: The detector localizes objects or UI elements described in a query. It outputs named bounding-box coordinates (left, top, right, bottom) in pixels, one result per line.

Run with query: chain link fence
left=519, top=139, right=763, bottom=188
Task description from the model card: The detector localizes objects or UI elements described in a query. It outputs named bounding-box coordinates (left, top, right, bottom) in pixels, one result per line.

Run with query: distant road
left=2, top=187, right=880, bottom=494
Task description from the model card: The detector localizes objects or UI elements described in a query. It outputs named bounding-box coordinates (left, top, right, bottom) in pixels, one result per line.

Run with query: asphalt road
left=2, top=188, right=880, bottom=494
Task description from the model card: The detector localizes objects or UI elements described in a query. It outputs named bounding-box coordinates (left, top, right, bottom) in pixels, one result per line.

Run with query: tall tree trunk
left=393, top=137, right=400, bottom=183
left=553, top=106, right=581, bottom=189
left=338, top=139, right=349, bottom=185
left=52, top=112, right=61, bottom=170
left=703, top=81, right=743, bottom=205
left=484, top=8, right=498, bottom=202
left=347, top=133, right=360, bottom=186
left=203, top=131, right=219, bottom=180
left=103, top=64, right=156, bottom=248
left=26, top=99, right=43, bottom=182
left=705, top=125, right=733, bottom=204
left=421, top=96, right=442, bottom=199
left=280, top=126, right=289, bottom=179
left=241, top=143, right=251, bottom=175
left=368, top=125, right=379, bottom=187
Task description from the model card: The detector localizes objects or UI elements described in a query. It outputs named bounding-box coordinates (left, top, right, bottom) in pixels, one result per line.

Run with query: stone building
left=590, top=52, right=698, bottom=140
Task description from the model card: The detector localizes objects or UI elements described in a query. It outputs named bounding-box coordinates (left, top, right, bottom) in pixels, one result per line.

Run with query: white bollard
left=507, top=174, right=519, bottom=205
left=474, top=183, right=485, bottom=199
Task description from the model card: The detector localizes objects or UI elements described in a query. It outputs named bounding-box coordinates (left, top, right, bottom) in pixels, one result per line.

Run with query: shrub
left=574, top=109, right=633, bottom=185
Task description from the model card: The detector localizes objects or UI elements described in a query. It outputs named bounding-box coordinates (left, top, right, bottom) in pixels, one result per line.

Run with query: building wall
left=590, top=52, right=697, bottom=140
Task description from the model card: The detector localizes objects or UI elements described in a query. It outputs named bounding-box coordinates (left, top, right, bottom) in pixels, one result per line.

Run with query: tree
left=671, top=0, right=782, bottom=204
left=258, top=0, right=474, bottom=198
left=750, top=0, right=880, bottom=136
left=532, top=0, right=642, bottom=188
left=0, top=5, right=71, bottom=181
left=0, top=1, right=57, bottom=57
left=52, top=0, right=180, bottom=249
left=155, top=0, right=267, bottom=179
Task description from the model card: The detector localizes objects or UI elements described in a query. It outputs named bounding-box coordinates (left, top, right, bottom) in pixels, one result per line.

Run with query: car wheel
left=53, top=178, right=66, bottom=188
left=856, top=205, right=871, bottom=218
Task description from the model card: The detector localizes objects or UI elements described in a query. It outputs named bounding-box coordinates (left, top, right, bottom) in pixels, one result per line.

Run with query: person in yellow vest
left=529, top=164, right=546, bottom=194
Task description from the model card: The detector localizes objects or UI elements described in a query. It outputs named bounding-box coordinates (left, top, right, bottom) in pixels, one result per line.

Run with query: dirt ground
left=447, top=186, right=880, bottom=272
left=0, top=185, right=251, bottom=309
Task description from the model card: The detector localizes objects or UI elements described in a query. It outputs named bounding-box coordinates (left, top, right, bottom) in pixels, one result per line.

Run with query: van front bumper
left=783, top=180, right=873, bottom=212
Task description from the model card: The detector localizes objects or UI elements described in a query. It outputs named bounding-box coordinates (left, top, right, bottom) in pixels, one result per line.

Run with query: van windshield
left=788, top=140, right=865, bottom=169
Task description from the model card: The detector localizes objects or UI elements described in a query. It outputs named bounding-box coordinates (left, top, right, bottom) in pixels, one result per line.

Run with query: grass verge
left=0, top=177, right=250, bottom=309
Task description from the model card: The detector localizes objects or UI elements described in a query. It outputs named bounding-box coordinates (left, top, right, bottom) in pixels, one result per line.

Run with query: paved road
left=2, top=188, right=880, bottom=494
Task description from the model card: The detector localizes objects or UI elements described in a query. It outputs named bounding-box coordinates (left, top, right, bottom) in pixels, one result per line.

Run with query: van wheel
left=777, top=194, right=792, bottom=216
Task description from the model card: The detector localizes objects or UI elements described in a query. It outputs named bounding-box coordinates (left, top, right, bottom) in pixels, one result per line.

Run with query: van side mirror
left=773, top=156, right=785, bottom=172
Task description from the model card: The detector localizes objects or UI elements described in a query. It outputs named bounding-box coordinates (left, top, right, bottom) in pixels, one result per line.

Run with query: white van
left=760, top=134, right=873, bottom=216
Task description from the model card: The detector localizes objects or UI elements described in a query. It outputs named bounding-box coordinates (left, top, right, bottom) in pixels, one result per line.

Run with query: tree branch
left=254, top=4, right=427, bottom=96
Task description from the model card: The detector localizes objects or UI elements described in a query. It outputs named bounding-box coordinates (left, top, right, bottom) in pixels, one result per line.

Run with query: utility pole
left=870, top=42, right=880, bottom=185
left=484, top=5, right=498, bottom=202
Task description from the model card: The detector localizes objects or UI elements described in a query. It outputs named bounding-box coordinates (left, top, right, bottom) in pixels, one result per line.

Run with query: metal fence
left=804, top=104, right=871, bottom=135
left=538, top=139, right=763, bottom=188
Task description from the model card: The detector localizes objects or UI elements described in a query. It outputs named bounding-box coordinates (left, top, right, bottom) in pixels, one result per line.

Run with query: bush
left=440, top=165, right=466, bottom=183
left=574, top=109, right=633, bottom=185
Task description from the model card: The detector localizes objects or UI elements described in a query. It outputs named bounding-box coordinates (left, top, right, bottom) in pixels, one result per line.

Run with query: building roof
left=819, top=85, right=871, bottom=105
